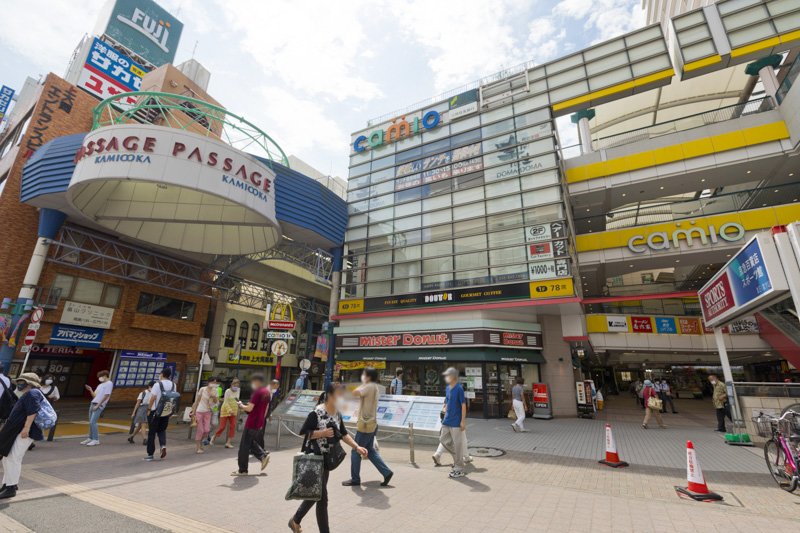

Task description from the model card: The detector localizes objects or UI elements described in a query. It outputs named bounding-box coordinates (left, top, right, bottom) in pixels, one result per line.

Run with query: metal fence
left=592, top=96, right=775, bottom=151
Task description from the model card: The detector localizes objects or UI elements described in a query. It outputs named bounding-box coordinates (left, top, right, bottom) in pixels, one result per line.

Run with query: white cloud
left=218, top=0, right=382, bottom=102
left=526, top=18, right=566, bottom=63
left=553, top=0, right=594, bottom=19
left=0, top=0, right=103, bottom=71
left=554, top=0, right=646, bottom=43
left=391, top=0, right=525, bottom=93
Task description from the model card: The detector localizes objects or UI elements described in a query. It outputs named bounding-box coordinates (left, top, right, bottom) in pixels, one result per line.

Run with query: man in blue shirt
left=440, top=367, right=467, bottom=479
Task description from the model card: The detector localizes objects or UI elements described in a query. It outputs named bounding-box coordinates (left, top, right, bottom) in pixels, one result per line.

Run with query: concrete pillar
left=325, top=246, right=344, bottom=389
left=0, top=209, right=66, bottom=372
left=539, top=315, right=579, bottom=417
left=745, top=54, right=783, bottom=101
left=570, top=109, right=596, bottom=154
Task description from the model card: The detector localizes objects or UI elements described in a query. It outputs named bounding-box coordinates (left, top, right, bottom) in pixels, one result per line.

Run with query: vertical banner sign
left=313, top=333, right=329, bottom=361
left=699, top=233, right=789, bottom=327
left=532, top=383, right=552, bottom=419
left=0, top=85, right=15, bottom=121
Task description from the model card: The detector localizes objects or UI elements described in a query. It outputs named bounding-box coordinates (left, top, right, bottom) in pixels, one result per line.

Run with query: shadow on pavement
left=349, top=483, right=391, bottom=510
left=450, top=476, right=491, bottom=492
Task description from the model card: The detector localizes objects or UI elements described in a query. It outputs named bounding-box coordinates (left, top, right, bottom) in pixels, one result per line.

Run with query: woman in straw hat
left=0, top=373, right=46, bottom=500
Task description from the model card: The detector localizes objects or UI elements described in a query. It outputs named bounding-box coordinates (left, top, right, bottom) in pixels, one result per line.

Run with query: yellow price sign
left=529, top=279, right=574, bottom=299
left=338, top=299, right=364, bottom=314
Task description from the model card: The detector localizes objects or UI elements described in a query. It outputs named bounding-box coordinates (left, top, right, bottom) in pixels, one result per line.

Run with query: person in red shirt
left=232, top=373, right=271, bottom=476
left=641, top=380, right=666, bottom=429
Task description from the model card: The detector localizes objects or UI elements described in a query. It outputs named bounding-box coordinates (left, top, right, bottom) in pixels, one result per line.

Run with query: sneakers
left=381, top=472, right=393, bottom=487
left=448, top=470, right=466, bottom=479
left=260, top=454, right=271, bottom=471
left=432, top=454, right=442, bottom=466
left=464, top=455, right=474, bottom=464
left=231, top=471, right=247, bottom=476
left=511, top=424, right=519, bottom=432
left=341, top=479, right=360, bottom=486
left=80, top=438, right=92, bottom=445
left=224, top=443, right=234, bottom=449
left=86, top=440, right=100, bottom=446
left=160, top=447, right=167, bottom=459
left=127, top=436, right=135, bottom=444
left=144, top=455, right=155, bottom=462
left=0, top=485, right=18, bottom=500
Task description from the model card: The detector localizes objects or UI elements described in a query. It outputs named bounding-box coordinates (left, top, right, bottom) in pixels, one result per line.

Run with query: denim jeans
left=89, top=405, right=104, bottom=441
left=350, top=430, right=392, bottom=483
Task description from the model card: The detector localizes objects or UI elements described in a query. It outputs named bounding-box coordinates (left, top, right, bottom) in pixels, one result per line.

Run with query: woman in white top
left=128, top=381, right=154, bottom=445
left=41, top=374, right=60, bottom=442
left=190, top=376, right=219, bottom=453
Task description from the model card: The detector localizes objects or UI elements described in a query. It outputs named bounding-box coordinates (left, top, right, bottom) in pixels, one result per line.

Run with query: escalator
left=756, top=300, right=800, bottom=370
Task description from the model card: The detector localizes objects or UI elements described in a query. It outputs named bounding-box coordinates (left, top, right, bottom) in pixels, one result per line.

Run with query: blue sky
left=0, top=0, right=646, bottom=179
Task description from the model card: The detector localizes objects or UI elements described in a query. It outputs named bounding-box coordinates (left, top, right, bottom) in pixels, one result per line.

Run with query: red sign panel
left=630, top=316, right=654, bottom=333
left=533, top=383, right=550, bottom=408
left=699, top=271, right=735, bottom=323
left=268, top=320, right=296, bottom=330
left=23, top=329, right=37, bottom=346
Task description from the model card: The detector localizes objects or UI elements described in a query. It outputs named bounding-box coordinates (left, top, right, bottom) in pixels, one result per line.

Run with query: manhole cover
left=468, top=446, right=505, bottom=458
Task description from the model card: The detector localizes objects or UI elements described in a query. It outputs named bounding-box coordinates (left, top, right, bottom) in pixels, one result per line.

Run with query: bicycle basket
left=751, top=416, right=774, bottom=438
left=778, top=414, right=800, bottom=437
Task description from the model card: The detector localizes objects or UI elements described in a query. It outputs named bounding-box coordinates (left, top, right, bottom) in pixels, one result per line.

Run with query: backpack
left=0, top=377, right=17, bottom=420
left=154, top=381, right=181, bottom=417
left=34, top=390, right=58, bottom=429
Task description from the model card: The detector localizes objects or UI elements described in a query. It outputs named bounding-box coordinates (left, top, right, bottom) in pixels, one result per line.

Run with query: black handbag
left=325, top=436, right=347, bottom=471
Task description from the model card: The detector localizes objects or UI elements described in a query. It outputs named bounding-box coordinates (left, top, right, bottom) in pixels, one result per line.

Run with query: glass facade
left=343, top=92, right=573, bottom=300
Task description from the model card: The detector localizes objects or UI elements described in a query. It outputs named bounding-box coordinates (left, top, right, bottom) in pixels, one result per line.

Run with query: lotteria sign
left=628, top=221, right=744, bottom=253
left=68, top=124, right=280, bottom=255
left=353, top=111, right=442, bottom=153
left=699, top=232, right=789, bottom=327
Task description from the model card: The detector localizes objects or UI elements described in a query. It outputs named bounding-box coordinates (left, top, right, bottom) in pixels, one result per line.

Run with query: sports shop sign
left=336, top=329, right=543, bottom=350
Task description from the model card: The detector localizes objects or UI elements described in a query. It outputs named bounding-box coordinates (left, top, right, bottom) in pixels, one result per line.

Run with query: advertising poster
left=654, top=317, right=677, bottom=334
left=77, top=38, right=146, bottom=108
left=605, top=315, right=629, bottom=332
left=630, top=316, right=654, bottom=333
left=98, top=0, right=184, bottom=66
left=678, top=317, right=701, bottom=334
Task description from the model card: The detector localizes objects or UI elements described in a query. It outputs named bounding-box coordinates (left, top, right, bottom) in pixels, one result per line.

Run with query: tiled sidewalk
left=2, top=406, right=798, bottom=533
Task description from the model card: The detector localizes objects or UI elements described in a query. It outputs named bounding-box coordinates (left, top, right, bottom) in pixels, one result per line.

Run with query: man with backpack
left=390, top=368, right=404, bottom=395
left=0, top=373, right=50, bottom=500
left=145, top=367, right=179, bottom=461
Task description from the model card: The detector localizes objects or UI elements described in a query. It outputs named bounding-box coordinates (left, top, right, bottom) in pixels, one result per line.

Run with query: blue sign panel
left=50, top=324, right=105, bottom=347
left=729, top=238, right=772, bottom=306
left=655, top=317, right=677, bottom=334
left=120, top=350, right=167, bottom=360
left=0, top=85, right=15, bottom=119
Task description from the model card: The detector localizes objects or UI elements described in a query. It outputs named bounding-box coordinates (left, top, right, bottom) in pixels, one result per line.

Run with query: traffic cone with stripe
left=598, top=423, right=628, bottom=468
left=675, top=441, right=723, bottom=501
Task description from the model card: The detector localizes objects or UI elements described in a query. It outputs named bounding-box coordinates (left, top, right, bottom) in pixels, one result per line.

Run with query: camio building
left=336, top=0, right=800, bottom=417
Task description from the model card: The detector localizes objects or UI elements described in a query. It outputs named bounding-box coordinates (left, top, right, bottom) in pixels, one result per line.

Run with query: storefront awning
left=337, top=348, right=545, bottom=364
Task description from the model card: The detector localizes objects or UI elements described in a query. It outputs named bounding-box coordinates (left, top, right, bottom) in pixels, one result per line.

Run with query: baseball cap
left=442, top=367, right=458, bottom=378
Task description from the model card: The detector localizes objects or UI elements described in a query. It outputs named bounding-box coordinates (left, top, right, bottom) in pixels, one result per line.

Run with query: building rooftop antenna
left=191, top=40, right=199, bottom=59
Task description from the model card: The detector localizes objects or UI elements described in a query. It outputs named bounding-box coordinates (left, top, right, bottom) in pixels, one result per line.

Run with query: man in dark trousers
left=232, top=373, right=271, bottom=476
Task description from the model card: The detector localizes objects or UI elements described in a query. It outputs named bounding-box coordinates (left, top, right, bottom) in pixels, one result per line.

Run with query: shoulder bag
left=285, top=432, right=324, bottom=501
left=647, top=394, right=662, bottom=411
left=324, top=415, right=347, bottom=471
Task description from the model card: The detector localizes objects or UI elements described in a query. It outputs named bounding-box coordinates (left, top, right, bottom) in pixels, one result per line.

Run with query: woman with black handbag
left=288, top=382, right=367, bottom=533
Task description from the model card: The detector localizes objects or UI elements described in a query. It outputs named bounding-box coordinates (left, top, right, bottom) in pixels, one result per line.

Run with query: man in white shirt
left=83, top=370, right=113, bottom=446
left=145, top=367, right=175, bottom=461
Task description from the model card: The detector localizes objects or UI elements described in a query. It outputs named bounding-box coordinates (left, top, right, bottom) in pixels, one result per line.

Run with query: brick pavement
left=1, top=405, right=798, bottom=533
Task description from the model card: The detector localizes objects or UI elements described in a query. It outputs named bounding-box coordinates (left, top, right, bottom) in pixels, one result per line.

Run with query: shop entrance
left=15, top=349, right=114, bottom=398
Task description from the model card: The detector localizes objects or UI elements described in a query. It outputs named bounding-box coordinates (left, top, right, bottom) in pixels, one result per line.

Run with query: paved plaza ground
left=1, top=396, right=799, bottom=532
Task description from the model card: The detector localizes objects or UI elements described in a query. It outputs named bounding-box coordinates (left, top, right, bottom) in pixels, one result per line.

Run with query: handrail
left=777, top=53, right=800, bottom=104
left=591, top=96, right=774, bottom=151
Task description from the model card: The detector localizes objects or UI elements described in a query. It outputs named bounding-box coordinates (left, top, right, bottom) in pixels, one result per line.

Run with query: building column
left=570, top=109, right=596, bottom=155
left=325, top=246, right=344, bottom=389
left=745, top=54, right=783, bottom=101
left=0, top=209, right=67, bottom=372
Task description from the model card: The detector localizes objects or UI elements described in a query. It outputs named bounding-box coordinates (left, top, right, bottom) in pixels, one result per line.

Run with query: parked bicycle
left=752, top=410, right=800, bottom=492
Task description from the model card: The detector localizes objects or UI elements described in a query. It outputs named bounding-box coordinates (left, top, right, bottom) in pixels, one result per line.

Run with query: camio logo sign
left=353, top=110, right=441, bottom=153
left=627, top=221, right=745, bottom=253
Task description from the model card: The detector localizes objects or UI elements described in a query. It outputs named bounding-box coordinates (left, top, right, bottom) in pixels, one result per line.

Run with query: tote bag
left=285, top=434, right=324, bottom=501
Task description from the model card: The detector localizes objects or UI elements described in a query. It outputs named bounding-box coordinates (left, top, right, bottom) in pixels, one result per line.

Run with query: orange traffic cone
left=675, top=441, right=723, bottom=501
left=598, top=423, right=628, bottom=468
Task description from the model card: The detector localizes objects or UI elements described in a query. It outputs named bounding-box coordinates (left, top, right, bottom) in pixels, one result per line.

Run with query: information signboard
left=114, top=350, right=167, bottom=387
left=273, top=390, right=444, bottom=434
left=699, top=233, right=789, bottom=327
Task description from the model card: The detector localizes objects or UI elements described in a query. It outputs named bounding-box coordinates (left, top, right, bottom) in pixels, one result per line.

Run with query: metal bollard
left=408, top=422, right=415, bottom=465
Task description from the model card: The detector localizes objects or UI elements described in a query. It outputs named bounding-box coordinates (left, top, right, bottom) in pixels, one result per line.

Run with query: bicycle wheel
left=764, top=439, right=798, bottom=492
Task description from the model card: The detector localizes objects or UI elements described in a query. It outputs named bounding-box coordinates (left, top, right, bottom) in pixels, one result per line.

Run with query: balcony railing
left=591, top=96, right=775, bottom=151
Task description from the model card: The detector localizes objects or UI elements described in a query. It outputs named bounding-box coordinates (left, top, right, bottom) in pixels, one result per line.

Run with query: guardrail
left=591, top=96, right=775, bottom=151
